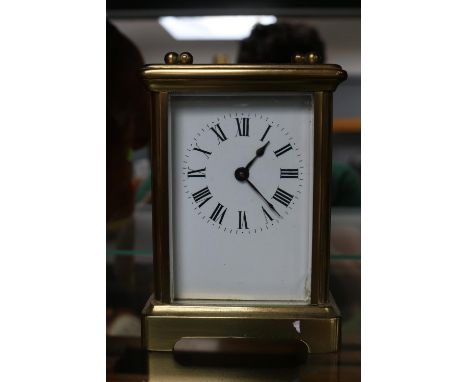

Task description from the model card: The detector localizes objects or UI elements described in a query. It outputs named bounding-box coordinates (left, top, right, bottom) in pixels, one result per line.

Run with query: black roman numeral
left=274, top=143, right=293, bottom=157
left=187, top=167, right=206, bottom=178
left=238, top=211, right=248, bottom=229
left=193, top=143, right=212, bottom=158
left=280, top=169, right=299, bottom=178
left=235, top=117, right=250, bottom=136
left=272, top=187, right=294, bottom=207
left=210, top=203, right=227, bottom=224
left=261, top=206, right=273, bottom=223
left=192, top=186, right=212, bottom=207
left=260, top=125, right=271, bottom=142
left=210, top=123, right=227, bottom=144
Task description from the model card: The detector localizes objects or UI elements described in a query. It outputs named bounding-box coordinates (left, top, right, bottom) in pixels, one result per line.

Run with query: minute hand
left=245, top=179, right=282, bottom=218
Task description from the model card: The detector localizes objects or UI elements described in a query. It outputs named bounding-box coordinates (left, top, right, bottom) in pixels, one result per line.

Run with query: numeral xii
left=235, top=117, right=250, bottom=136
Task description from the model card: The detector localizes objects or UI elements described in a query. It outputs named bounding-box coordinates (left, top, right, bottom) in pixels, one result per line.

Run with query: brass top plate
left=142, top=64, right=347, bottom=92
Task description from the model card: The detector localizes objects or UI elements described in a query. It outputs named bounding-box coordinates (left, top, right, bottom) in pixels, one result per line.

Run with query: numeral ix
left=187, top=167, right=206, bottom=178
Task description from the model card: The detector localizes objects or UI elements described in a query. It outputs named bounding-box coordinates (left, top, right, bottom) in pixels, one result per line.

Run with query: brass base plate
left=142, top=295, right=341, bottom=353
left=147, top=351, right=339, bottom=381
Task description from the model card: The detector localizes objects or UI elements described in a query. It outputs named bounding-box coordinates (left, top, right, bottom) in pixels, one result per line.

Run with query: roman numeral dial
left=183, top=112, right=304, bottom=233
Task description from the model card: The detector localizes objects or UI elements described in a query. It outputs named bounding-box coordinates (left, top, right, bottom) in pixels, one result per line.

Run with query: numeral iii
left=280, top=169, right=299, bottom=178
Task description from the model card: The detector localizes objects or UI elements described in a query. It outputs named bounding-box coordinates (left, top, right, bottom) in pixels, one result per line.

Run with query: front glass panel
left=169, top=94, right=314, bottom=304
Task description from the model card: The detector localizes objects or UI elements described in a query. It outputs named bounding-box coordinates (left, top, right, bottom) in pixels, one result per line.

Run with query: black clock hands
left=245, top=141, right=270, bottom=170
left=233, top=140, right=281, bottom=218
left=245, top=179, right=282, bottom=218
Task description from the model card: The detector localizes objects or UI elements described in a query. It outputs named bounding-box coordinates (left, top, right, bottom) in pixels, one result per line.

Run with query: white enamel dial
left=183, top=112, right=304, bottom=234
left=169, top=94, right=314, bottom=304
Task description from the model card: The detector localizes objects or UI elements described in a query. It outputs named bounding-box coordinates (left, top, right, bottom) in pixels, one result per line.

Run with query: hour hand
left=245, top=141, right=270, bottom=170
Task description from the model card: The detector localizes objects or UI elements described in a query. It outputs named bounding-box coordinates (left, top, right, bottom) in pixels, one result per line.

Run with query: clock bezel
left=142, top=64, right=346, bottom=307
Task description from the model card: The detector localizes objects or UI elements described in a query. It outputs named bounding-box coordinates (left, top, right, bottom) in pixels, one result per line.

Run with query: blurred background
left=107, top=1, right=360, bottom=378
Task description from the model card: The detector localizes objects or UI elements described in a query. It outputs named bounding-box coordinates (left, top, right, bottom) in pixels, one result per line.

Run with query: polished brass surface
left=164, top=52, right=179, bottom=65
left=150, top=92, right=170, bottom=303
left=173, top=337, right=308, bottom=367
left=311, top=92, right=333, bottom=304
left=148, top=350, right=340, bottom=381
left=142, top=295, right=341, bottom=353
left=142, top=64, right=347, bottom=92
left=178, top=52, right=193, bottom=64
left=142, top=64, right=347, bottom=354
left=292, top=53, right=306, bottom=64
left=307, top=52, right=320, bottom=64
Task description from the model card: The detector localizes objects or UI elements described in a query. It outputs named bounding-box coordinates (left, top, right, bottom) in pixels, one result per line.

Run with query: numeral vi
left=238, top=211, right=248, bottom=229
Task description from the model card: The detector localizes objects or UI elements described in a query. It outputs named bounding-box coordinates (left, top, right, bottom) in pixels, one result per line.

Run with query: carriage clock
left=141, top=51, right=347, bottom=353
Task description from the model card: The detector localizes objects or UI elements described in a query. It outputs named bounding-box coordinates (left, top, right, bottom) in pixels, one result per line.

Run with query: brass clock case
left=142, top=63, right=347, bottom=353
